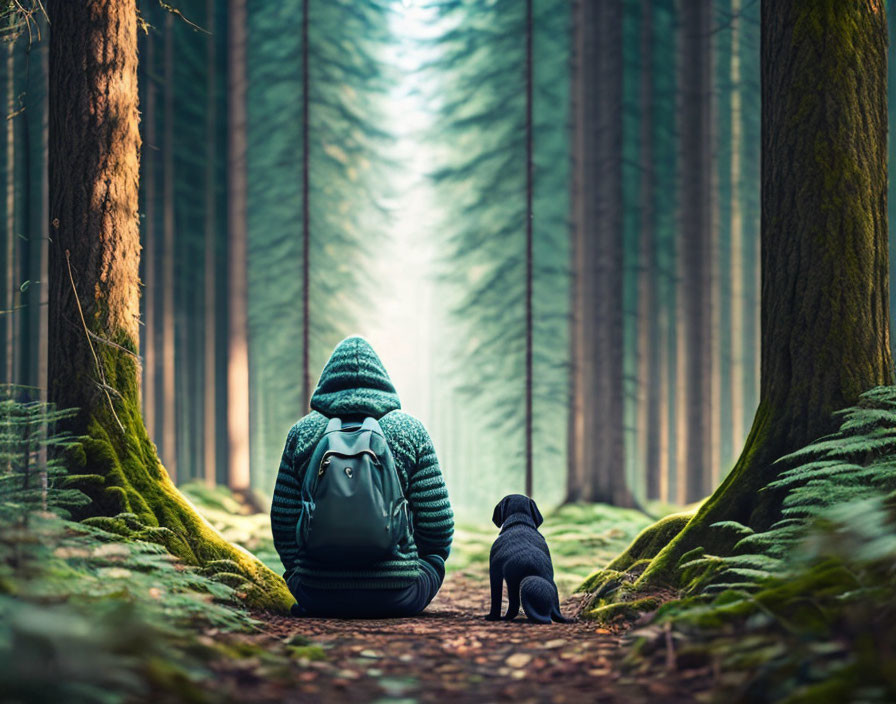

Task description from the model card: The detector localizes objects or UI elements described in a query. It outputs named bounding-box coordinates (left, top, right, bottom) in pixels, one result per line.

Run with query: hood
left=309, top=336, right=401, bottom=419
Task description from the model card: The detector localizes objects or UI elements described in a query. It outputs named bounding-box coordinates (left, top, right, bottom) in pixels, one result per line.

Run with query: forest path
left=236, top=570, right=707, bottom=703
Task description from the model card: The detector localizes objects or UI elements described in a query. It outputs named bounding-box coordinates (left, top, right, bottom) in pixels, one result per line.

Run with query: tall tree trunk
left=566, top=0, right=587, bottom=503
left=587, top=0, right=630, bottom=506
left=657, top=295, right=671, bottom=502
left=45, top=0, right=290, bottom=611
left=524, top=0, right=534, bottom=497
left=569, top=0, right=633, bottom=507
left=301, top=0, right=311, bottom=413
left=36, top=32, right=48, bottom=398
left=160, top=13, right=176, bottom=481
left=5, top=41, right=15, bottom=385
left=227, top=0, right=251, bottom=492
left=22, top=35, right=45, bottom=393
left=676, top=0, right=715, bottom=502
left=142, top=23, right=157, bottom=444
left=203, top=0, right=217, bottom=487
left=888, top=0, right=896, bottom=361
left=637, top=0, right=661, bottom=501
left=640, top=0, right=892, bottom=586
left=728, top=0, right=745, bottom=465
left=740, top=0, right=761, bottom=446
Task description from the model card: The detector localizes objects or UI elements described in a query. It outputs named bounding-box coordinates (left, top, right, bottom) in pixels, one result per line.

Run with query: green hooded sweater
left=270, top=336, right=454, bottom=589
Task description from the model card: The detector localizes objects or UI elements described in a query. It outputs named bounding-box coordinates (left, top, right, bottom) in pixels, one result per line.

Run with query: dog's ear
left=492, top=497, right=508, bottom=528
left=528, top=498, right=543, bottom=528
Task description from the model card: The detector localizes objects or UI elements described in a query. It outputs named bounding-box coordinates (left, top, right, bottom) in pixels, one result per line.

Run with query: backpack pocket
left=391, top=497, right=412, bottom=544
left=295, top=499, right=314, bottom=550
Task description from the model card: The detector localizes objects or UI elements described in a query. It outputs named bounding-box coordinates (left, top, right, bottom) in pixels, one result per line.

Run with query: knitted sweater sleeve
left=270, top=424, right=302, bottom=576
left=406, top=423, right=454, bottom=562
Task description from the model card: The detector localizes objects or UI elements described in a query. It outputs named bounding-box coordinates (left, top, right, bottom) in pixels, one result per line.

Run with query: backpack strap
left=361, top=416, right=384, bottom=435
left=325, top=416, right=342, bottom=433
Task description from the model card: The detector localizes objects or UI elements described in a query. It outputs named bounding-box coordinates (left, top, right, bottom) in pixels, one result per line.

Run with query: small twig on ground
left=65, top=249, right=125, bottom=434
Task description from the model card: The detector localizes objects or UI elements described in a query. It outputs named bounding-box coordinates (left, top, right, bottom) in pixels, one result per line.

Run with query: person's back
left=271, top=336, right=454, bottom=617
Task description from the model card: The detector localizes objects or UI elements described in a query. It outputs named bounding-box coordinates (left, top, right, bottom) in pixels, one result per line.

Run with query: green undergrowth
left=616, top=385, right=896, bottom=702
left=0, top=387, right=322, bottom=703
left=0, top=511, right=263, bottom=703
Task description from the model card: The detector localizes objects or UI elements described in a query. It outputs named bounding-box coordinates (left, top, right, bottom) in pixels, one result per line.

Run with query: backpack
left=296, top=416, right=411, bottom=565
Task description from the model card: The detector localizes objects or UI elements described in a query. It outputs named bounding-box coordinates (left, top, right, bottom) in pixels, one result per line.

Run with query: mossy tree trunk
left=46, top=0, right=291, bottom=612
left=639, top=0, right=892, bottom=585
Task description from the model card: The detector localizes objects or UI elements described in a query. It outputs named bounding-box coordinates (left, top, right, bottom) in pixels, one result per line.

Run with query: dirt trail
left=231, top=570, right=709, bottom=703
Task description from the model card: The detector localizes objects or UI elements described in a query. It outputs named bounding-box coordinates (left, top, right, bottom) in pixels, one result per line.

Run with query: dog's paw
left=484, top=613, right=501, bottom=621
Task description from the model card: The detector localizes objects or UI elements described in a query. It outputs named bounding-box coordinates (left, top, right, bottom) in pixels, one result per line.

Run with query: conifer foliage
left=629, top=386, right=896, bottom=703
left=425, top=0, right=571, bottom=505
left=246, top=0, right=394, bottom=494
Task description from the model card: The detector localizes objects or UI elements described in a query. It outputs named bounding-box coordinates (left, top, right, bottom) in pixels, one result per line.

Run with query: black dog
left=486, top=494, right=569, bottom=624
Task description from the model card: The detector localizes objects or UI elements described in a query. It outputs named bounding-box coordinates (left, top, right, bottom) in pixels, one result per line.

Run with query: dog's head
left=492, top=494, right=543, bottom=529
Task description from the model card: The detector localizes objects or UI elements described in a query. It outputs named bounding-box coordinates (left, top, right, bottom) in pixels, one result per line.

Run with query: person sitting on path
left=271, top=336, right=454, bottom=618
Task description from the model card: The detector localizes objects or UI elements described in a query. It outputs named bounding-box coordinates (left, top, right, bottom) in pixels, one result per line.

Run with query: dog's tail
left=520, top=576, right=571, bottom=624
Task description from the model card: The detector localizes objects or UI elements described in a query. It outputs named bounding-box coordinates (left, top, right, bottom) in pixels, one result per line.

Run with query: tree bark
left=227, top=0, right=251, bottom=492
left=640, top=0, right=892, bottom=586
left=46, top=0, right=290, bottom=611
